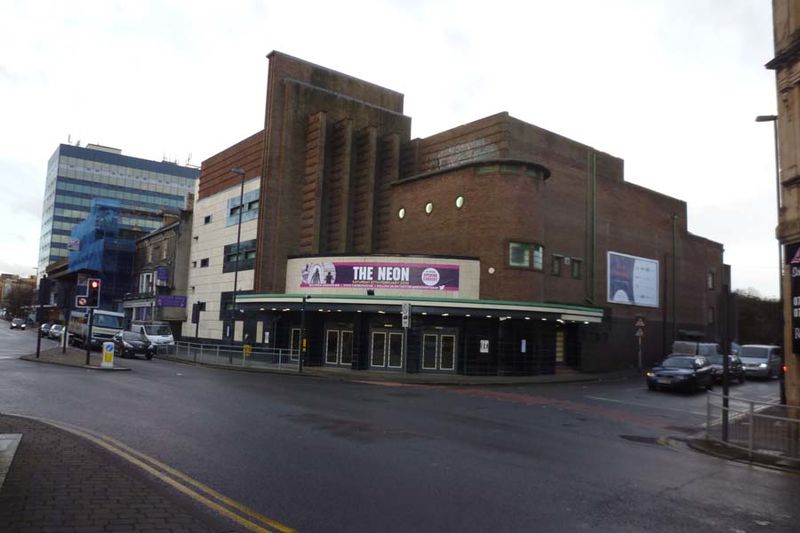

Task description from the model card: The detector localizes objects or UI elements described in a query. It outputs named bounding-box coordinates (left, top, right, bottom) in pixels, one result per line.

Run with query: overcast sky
left=0, top=0, right=779, bottom=297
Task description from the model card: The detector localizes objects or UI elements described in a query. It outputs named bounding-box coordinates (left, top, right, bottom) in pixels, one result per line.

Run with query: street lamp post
left=756, top=114, right=786, bottom=405
left=229, top=167, right=246, bottom=363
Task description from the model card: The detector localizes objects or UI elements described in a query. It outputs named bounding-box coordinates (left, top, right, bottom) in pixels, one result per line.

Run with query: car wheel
left=647, top=383, right=656, bottom=391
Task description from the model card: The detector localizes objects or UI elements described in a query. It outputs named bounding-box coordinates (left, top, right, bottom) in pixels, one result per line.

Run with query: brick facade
left=191, top=52, right=727, bottom=373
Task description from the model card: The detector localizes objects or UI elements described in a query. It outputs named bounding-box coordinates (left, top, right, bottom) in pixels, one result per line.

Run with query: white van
left=129, top=321, right=175, bottom=347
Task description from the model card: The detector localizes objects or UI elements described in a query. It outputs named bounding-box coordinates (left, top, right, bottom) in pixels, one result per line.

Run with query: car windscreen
left=697, top=344, right=721, bottom=356
left=740, top=346, right=769, bottom=359
left=707, top=354, right=723, bottom=364
left=122, top=331, right=147, bottom=342
left=144, top=325, right=172, bottom=336
left=661, top=357, right=696, bottom=369
left=93, top=314, right=123, bottom=329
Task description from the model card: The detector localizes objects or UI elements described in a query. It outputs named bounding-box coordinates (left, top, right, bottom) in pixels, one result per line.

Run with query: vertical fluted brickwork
left=299, top=111, right=327, bottom=254
left=324, top=119, right=354, bottom=253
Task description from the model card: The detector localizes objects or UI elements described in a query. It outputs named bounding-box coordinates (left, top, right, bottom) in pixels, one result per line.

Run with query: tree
left=734, top=288, right=781, bottom=345
left=4, top=284, right=34, bottom=319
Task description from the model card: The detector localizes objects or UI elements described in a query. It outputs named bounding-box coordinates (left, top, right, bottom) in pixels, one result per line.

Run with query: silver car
left=739, top=344, right=782, bottom=379
left=48, top=324, right=64, bottom=340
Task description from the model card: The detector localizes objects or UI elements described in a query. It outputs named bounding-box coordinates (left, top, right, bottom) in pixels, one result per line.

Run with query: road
left=0, top=325, right=797, bottom=532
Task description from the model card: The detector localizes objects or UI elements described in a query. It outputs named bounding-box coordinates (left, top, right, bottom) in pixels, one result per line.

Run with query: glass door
left=422, top=334, right=438, bottom=370
left=371, top=332, right=386, bottom=367
left=340, top=330, right=353, bottom=365
left=370, top=329, right=404, bottom=369
left=326, top=330, right=339, bottom=364
left=421, top=332, right=457, bottom=372
left=290, top=328, right=301, bottom=361
left=388, top=333, right=403, bottom=368
left=325, top=329, right=354, bottom=366
left=440, top=335, right=456, bottom=371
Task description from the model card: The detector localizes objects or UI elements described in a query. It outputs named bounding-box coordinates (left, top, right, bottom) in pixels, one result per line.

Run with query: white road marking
left=585, top=395, right=708, bottom=416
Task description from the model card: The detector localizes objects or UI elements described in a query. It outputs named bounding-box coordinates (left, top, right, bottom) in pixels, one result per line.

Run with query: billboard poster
left=786, top=242, right=800, bottom=353
left=299, top=261, right=460, bottom=291
left=607, top=252, right=659, bottom=308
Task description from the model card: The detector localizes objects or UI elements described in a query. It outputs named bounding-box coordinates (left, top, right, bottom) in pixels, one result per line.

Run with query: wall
left=183, top=178, right=259, bottom=341
left=255, top=52, right=413, bottom=295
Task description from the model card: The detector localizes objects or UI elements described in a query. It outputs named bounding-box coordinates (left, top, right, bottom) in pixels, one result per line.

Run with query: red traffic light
left=89, top=280, right=100, bottom=289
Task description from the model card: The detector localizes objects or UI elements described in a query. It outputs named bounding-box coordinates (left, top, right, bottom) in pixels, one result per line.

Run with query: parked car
left=646, top=355, right=715, bottom=392
left=48, top=324, right=64, bottom=340
left=739, top=345, right=782, bottom=379
left=706, top=353, right=746, bottom=384
left=112, top=330, right=155, bottom=360
left=39, top=322, right=53, bottom=337
left=10, top=318, right=26, bottom=330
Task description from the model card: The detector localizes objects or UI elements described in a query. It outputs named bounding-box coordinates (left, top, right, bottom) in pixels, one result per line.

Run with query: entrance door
left=326, top=329, right=354, bottom=366
left=290, top=328, right=301, bottom=361
left=370, top=330, right=404, bottom=369
left=422, top=333, right=457, bottom=372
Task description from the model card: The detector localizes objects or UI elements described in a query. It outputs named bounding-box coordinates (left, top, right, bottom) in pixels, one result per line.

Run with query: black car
left=706, top=354, right=746, bottom=384
left=40, top=322, right=53, bottom=337
left=646, top=355, right=714, bottom=392
left=10, top=318, right=26, bottom=330
left=112, top=331, right=155, bottom=360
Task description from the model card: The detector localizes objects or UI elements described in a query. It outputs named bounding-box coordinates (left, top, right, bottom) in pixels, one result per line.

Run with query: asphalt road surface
left=1, top=325, right=797, bottom=532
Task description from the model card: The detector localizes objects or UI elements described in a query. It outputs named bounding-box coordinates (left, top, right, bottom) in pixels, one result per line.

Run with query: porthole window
left=425, top=202, right=433, bottom=215
left=455, top=196, right=464, bottom=209
left=398, top=208, right=406, bottom=220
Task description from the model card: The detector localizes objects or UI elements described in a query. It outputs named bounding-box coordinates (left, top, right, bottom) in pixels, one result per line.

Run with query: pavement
left=0, top=414, right=242, bottom=532
left=4, top=345, right=799, bottom=531
left=20, top=344, right=131, bottom=371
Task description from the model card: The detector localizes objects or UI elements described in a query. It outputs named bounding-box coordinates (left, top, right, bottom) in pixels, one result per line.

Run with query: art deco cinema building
left=184, top=52, right=727, bottom=376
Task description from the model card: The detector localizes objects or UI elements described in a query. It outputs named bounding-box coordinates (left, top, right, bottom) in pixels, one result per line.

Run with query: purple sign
left=156, top=295, right=187, bottom=308
left=156, top=266, right=169, bottom=281
left=300, top=262, right=460, bottom=291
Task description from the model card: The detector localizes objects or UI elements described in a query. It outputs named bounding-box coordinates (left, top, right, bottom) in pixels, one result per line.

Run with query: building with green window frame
left=37, top=143, right=199, bottom=275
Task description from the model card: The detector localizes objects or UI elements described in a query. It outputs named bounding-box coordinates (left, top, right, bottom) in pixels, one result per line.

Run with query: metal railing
left=163, top=341, right=300, bottom=372
left=705, top=391, right=800, bottom=460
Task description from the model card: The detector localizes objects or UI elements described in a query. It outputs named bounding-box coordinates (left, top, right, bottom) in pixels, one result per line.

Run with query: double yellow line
left=29, top=416, right=296, bottom=533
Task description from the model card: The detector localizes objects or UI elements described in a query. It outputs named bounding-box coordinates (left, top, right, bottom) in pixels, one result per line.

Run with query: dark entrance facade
left=234, top=294, right=601, bottom=376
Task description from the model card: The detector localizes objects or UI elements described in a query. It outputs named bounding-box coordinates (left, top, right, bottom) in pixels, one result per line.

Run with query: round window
left=425, top=202, right=433, bottom=215
left=398, top=207, right=406, bottom=220
left=455, top=195, right=464, bottom=209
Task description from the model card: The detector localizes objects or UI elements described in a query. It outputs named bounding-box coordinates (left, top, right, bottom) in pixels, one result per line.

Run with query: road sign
left=75, top=295, right=89, bottom=308
left=101, top=342, right=114, bottom=369
left=635, top=328, right=644, bottom=338
left=635, top=317, right=645, bottom=328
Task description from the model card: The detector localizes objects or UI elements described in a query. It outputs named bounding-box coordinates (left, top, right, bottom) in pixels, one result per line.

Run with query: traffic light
left=85, top=278, right=101, bottom=308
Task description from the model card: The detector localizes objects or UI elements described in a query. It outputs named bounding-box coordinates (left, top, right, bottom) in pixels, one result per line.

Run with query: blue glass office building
left=38, top=144, right=199, bottom=274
